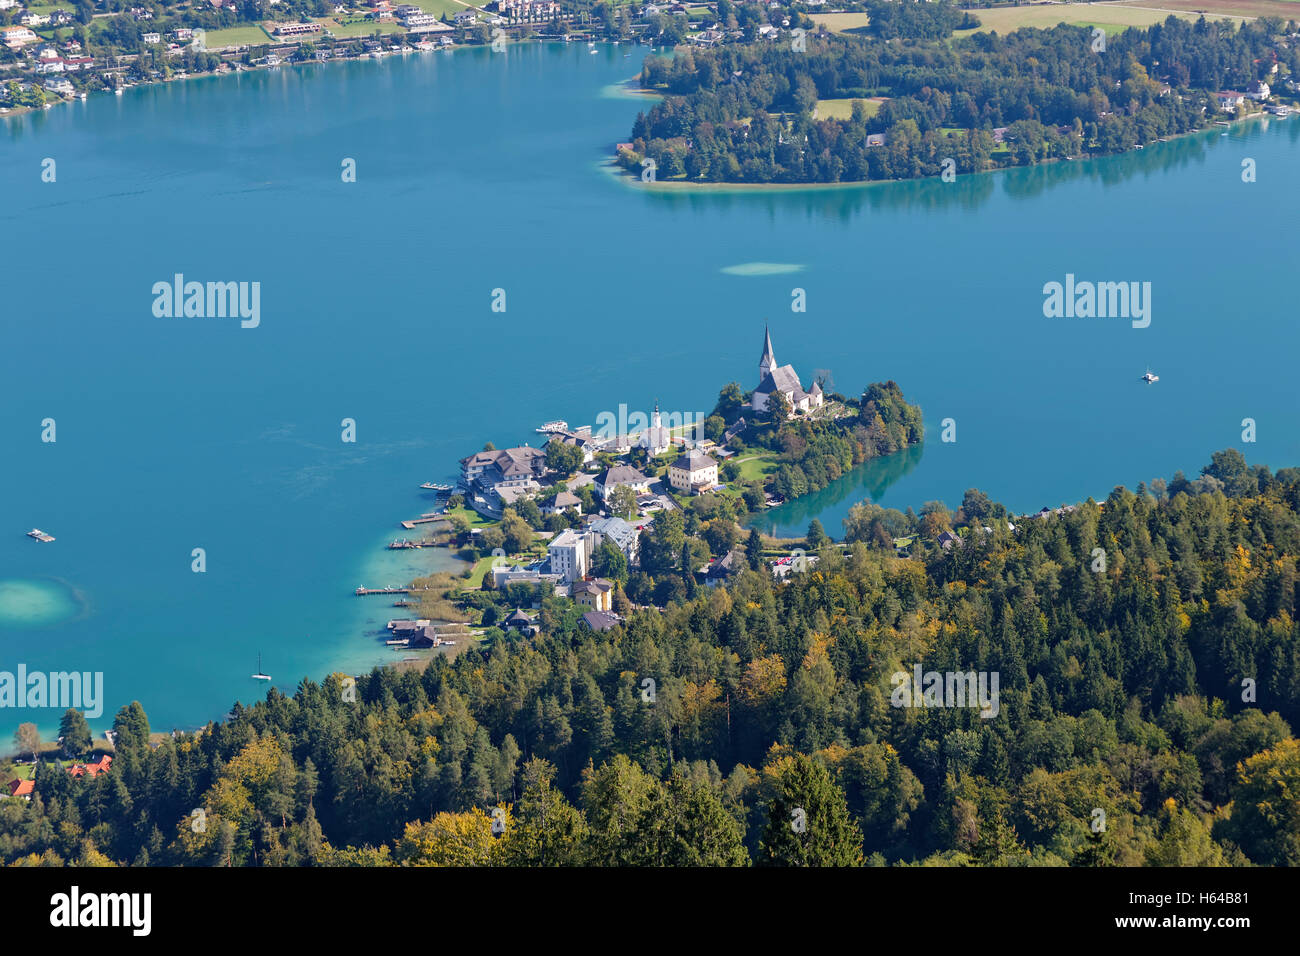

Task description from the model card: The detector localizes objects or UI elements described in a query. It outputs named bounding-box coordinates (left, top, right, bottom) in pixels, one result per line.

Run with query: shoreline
left=610, top=109, right=1277, bottom=193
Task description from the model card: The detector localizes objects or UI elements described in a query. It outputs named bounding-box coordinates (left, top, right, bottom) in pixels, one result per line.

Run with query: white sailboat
left=251, top=653, right=271, bottom=681
left=1142, top=368, right=1159, bottom=384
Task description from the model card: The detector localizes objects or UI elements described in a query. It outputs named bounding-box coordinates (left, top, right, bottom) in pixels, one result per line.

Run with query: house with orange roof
left=6, top=778, right=35, bottom=799
left=67, top=754, right=112, bottom=778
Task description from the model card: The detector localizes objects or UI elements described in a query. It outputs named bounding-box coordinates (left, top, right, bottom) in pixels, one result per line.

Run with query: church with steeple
left=752, top=325, right=824, bottom=417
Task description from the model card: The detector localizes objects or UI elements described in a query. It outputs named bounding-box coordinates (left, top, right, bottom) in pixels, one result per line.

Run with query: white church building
left=751, top=326, right=824, bottom=417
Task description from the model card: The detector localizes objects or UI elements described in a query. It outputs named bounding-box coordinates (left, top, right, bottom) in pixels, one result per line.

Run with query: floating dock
left=26, top=529, right=55, bottom=543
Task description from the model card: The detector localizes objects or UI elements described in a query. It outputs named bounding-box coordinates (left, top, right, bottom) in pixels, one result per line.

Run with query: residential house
left=6, top=778, right=34, bottom=799
left=401, top=11, right=451, bottom=32
left=143, top=32, right=162, bottom=43
left=705, top=548, right=742, bottom=587
left=1218, top=90, right=1245, bottom=111
left=573, top=577, right=613, bottom=611
left=594, top=464, right=650, bottom=501
left=2, top=26, right=39, bottom=48
left=68, top=754, right=112, bottom=778
left=581, top=609, right=621, bottom=632
left=1247, top=80, right=1270, bottom=101
left=43, top=77, right=73, bottom=95
left=751, top=326, right=824, bottom=417
left=544, top=490, right=582, bottom=516
left=504, top=608, right=539, bottom=636
left=669, top=448, right=718, bottom=494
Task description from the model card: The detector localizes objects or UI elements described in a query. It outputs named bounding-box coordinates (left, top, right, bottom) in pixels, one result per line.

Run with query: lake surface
left=2, top=42, right=1298, bottom=739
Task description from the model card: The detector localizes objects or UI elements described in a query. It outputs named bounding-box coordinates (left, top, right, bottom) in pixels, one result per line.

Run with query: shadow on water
left=744, top=441, right=925, bottom=539
left=635, top=119, right=1282, bottom=221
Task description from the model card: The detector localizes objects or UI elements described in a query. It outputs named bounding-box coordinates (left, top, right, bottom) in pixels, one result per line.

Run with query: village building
left=751, top=326, right=824, bottom=417
left=669, top=448, right=718, bottom=494
left=594, top=464, right=651, bottom=501
left=1217, top=90, right=1246, bottom=111
left=548, top=528, right=593, bottom=582
left=544, top=490, right=582, bottom=516
left=573, top=577, right=613, bottom=611
left=503, top=608, right=539, bottom=636
left=1, top=26, right=39, bottom=49
left=585, top=514, right=640, bottom=566
left=1247, top=80, right=1270, bottom=101
left=706, top=548, right=743, bottom=587
left=581, top=609, right=621, bottom=632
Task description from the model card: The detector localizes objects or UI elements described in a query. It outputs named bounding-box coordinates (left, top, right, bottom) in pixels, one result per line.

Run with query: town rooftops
left=551, top=490, right=581, bottom=509
left=573, top=577, right=613, bottom=597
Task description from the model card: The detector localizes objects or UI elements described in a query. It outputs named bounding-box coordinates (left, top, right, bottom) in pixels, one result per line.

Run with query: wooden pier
left=355, top=586, right=436, bottom=597
left=399, top=514, right=449, bottom=530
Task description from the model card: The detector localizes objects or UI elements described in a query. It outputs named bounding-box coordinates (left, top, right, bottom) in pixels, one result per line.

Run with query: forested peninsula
left=620, top=7, right=1299, bottom=184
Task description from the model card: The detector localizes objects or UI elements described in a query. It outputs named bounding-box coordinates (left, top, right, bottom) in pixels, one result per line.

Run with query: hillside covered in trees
left=3, top=450, right=1300, bottom=867
left=621, top=10, right=1299, bottom=184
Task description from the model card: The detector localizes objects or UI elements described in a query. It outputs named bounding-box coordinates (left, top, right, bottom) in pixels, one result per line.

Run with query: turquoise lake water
left=2, top=42, right=1298, bottom=739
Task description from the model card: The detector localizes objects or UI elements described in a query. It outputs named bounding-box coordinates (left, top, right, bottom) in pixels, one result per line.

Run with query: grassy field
left=413, top=0, right=479, bottom=15
left=955, top=3, right=1235, bottom=36
left=814, top=97, right=886, bottom=120
left=1108, top=0, right=1295, bottom=17
left=811, top=12, right=873, bottom=34
left=205, top=25, right=273, bottom=48
left=447, top=504, right=497, bottom=528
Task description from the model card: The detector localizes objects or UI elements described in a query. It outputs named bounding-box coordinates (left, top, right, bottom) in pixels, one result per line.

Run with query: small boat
left=26, top=528, right=55, bottom=543
left=251, top=653, right=272, bottom=681
left=536, top=420, right=568, bottom=434
left=1142, top=369, right=1159, bottom=384
left=114, top=88, right=123, bottom=96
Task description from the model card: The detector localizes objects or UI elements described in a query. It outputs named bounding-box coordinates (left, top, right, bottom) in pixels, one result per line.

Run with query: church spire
left=759, top=324, right=776, bottom=379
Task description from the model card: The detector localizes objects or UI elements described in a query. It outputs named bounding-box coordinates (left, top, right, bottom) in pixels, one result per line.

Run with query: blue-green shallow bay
left=2, top=43, right=1298, bottom=739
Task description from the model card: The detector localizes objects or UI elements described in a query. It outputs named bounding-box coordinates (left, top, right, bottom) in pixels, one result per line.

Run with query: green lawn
left=447, top=505, right=497, bottom=529
left=204, top=25, right=273, bottom=48
left=413, top=0, right=477, bottom=16
left=728, top=452, right=780, bottom=483
left=814, top=97, right=885, bottom=121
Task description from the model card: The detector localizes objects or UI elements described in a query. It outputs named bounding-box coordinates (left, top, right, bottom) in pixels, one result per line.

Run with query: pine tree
left=757, top=754, right=863, bottom=866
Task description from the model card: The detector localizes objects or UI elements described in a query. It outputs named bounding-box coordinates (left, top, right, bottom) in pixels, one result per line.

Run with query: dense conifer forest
left=4, top=450, right=1299, bottom=867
